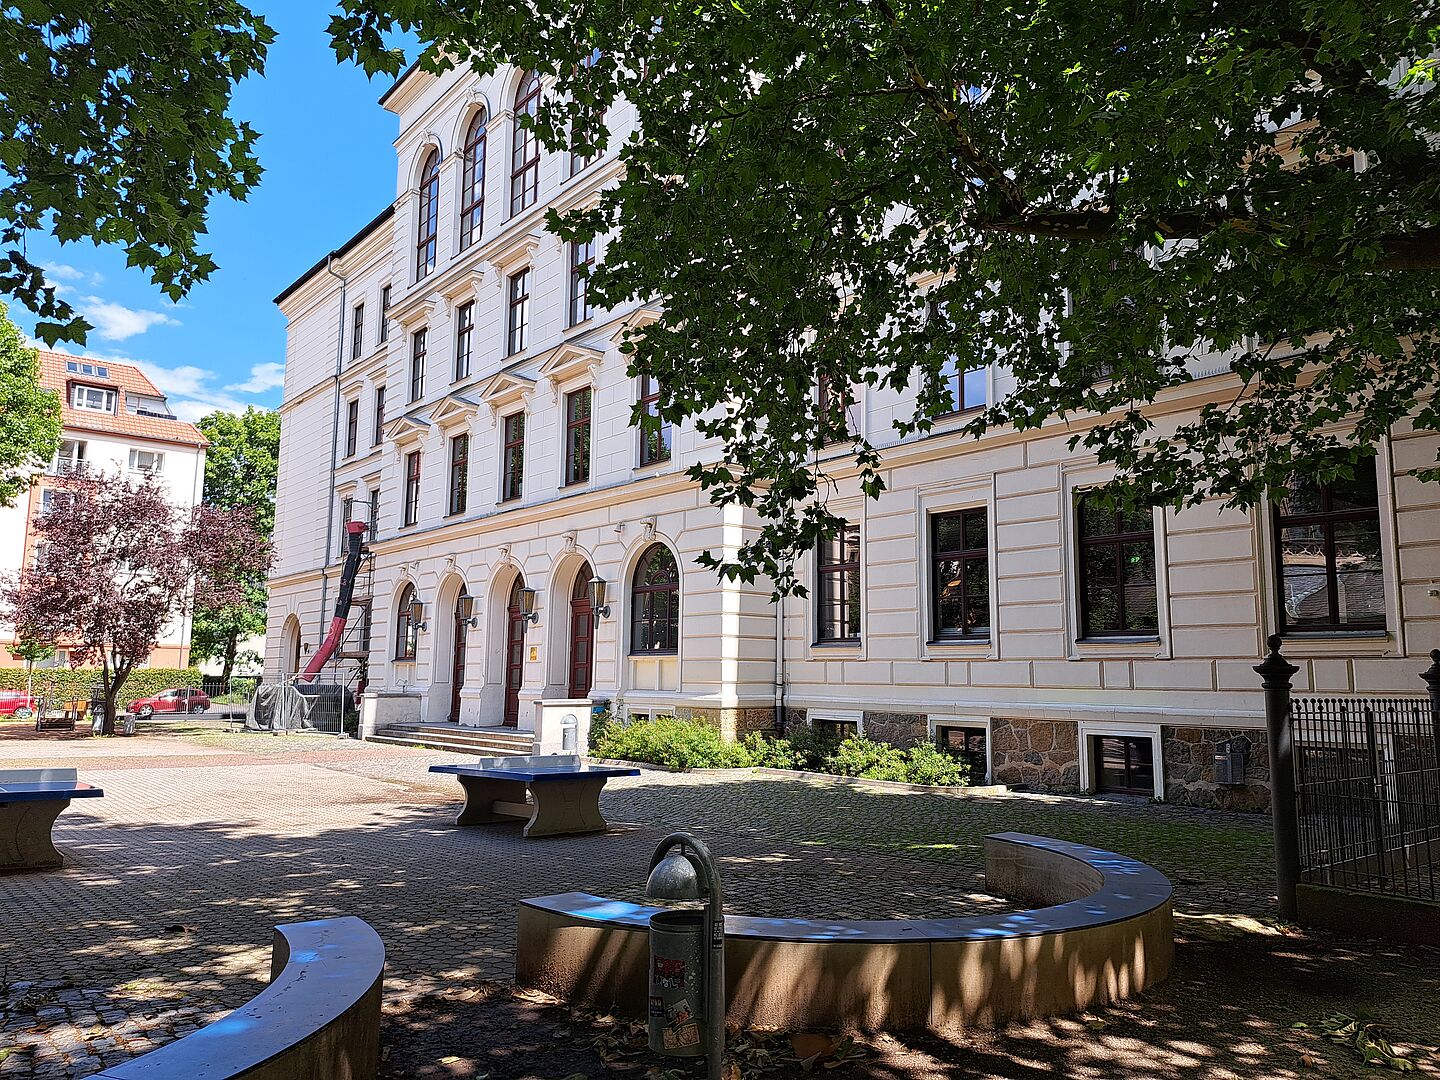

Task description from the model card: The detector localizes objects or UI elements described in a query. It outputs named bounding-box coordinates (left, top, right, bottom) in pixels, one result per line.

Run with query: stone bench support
left=516, top=832, right=1173, bottom=1031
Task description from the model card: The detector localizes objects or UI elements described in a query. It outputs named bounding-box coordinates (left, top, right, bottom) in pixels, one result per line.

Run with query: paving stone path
left=0, top=728, right=1274, bottom=1078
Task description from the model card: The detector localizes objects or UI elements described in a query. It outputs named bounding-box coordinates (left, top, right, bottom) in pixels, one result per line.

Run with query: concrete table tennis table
left=429, top=754, right=639, bottom=837
left=0, top=768, right=104, bottom=871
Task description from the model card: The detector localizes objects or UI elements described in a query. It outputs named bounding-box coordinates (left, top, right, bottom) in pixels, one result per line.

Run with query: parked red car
left=128, top=688, right=210, bottom=717
left=0, top=691, right=40, bottom=719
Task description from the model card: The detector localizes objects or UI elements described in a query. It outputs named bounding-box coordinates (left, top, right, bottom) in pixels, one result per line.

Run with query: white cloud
left=46, top=264, right=86, bottom=282
left=168, top=394, right=250, bottom=424
left=225, top=362, right=285, bottom=394
left=79, top=296, right=180, bottom=341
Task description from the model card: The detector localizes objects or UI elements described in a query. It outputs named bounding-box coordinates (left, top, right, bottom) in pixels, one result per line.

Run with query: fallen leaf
left=720, top=1062, right=741, bottom=1080
left=790, top=1033, right=837, bottom=1062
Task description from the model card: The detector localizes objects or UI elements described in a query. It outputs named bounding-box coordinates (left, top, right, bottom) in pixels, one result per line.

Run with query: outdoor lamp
left=588, top=576, right=611, bottom=619
left=456, top=594, right=478, bottom=628
left=519, top=586, right=540, bottom=624
left=408, top=599, right=427, bottom=633
left=646, top=848, right=704, bottom=901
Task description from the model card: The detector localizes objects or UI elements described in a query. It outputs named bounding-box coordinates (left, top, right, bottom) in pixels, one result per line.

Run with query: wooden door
left=449, top=590, right=469, bottom=723
left=568, top=563, right=594, bottom=698
left=504, top=578, right=526, bottom=727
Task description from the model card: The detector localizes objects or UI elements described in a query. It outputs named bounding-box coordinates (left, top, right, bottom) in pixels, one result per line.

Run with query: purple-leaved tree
left=1, top=472, right=270, bottom=734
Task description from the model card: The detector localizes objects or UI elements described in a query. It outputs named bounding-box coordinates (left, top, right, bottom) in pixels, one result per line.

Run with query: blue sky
left=22, top=5, right=408, bottom=423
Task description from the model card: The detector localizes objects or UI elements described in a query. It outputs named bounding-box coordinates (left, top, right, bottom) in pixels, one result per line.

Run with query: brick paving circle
left=0, top=728, right=1275, bottom=1077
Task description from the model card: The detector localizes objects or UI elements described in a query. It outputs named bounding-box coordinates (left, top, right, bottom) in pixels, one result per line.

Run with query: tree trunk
left=99, top=661, right=116, bottom=737
left=220, top=632, right=238, bottom=684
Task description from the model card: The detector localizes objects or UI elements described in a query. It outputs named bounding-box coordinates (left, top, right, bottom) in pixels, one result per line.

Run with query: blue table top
left=430, top=763, right=640, bottom=783
left=0, top=781, right=104, bottom=802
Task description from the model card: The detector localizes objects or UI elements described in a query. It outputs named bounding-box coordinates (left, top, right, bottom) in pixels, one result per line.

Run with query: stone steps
left=368, top=724, right=534, bottom=757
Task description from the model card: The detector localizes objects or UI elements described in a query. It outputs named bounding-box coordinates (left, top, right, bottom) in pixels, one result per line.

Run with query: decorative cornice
left=475, top=370, right=537, bottom=413
left=428, top=392, right=482, bottom=430
left=536, top=340, right=606, bottom=389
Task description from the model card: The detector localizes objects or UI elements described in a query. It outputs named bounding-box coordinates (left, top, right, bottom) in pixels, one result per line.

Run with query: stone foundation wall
left=991, top=717, right=1081, bottom=792
left=1162, top=727, right=1270, bottom=812
left=862, top=711, right=929, bottom=749
left=676, top=706, right=778, bottom=741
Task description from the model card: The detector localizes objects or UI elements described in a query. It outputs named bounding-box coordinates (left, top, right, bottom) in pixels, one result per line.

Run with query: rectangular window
left=1274, top=462, right=1385, bottom=633
left=71, top=385, right=116, bottom=412
left=127, top=449, right=165, bottom=475
left=448, top=434, right=469, bottom=516
left=52, top=439, right=86, bottom=474
left=501, top=412, right=525, bottom=502
left=351, top=302, right=365, bottom=360
left=569, top=239, right=595, bottom=325
left=454, top=301, right=474, bottom=381
left=816, top=374, right=855, bottom=444
left=339, top=496, right=354, bottom=553
left=638, top=374, right=671, bottom=465
left=372, top=386, right=386, bottom=445
left=368, top=489, right=379, bottom=536
left=564, top=388, right=592, bottom=486
left=937, top=725, right=989, bottom=781
left=409, top=329, right=427, bottom=402
left=816, top=523, right=862, bottom=643
left=1093, top=735, right=1155, bottom=796
left=1076, top=493, right=1158, bottom=638
left=507, top=269, right=530, bottom=355
left=814, top=717, right=859, bottom=740
left=931, top=509, right=989, bottom=641
left=379, top=285, right=392, bottom=342
left=344, top=400, right=359, bottom=457
left=938, top=355, right=988, bottom=414
left=403, top=450, right=421, bottom=526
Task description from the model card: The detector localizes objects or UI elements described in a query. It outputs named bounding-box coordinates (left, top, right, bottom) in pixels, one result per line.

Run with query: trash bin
left=648, top=909, right=707, bottom=1057
left=560, top=712, right=579, bottom=753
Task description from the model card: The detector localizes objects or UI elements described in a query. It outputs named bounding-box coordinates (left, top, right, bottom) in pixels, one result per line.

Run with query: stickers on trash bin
left=648, top=996, right=665, bottom=1019
left=663, top=1022, right=701, bottom=1050
left=666, top=998, right=693, bottom=1027
left=653, top=955, right=686, bottom=989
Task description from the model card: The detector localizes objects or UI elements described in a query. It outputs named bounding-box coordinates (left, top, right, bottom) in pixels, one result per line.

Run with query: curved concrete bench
left=92, top=916, right=384, bottom=1079
left=517, top=832, right=1172, bottom=1030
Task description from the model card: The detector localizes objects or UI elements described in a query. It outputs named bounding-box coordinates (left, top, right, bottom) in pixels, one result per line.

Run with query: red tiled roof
left=36, top=350, right=209, bottom=449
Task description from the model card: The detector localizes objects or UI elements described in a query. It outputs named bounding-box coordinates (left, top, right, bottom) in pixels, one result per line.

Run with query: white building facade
left=267, top=62, right=1440, bottom=810
left=1, top=351, right=208, bottom=669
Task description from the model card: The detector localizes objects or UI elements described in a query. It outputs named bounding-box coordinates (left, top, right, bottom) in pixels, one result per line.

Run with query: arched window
left=415, top=148, right=440, bottom=280
left=459, top=111, right=487, bottom=250
left=630, top=544, right=679, bottom=654
left=395, top=583, right=418, bottom=661
left=510, top=71, right=542, bottom=216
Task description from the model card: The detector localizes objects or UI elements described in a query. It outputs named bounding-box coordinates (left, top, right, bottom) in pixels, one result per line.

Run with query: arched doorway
left=504, top=577, right=527, bottom=726
left=568, top=562, right=594, bottom=698
left=282, top=615, right=302, bottom=676
left=449, top=586, right=470, bottom=723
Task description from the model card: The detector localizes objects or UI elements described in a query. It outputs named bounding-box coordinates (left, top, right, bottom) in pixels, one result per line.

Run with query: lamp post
left=645, top=832, right=725, bottom=1080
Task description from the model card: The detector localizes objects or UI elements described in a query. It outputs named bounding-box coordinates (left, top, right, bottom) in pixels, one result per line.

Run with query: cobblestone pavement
left=0, top=727, right=1275, bottom=1077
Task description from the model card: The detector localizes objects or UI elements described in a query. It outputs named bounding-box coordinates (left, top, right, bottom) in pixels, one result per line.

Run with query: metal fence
left=1291, top=694, right=1440, bottom=902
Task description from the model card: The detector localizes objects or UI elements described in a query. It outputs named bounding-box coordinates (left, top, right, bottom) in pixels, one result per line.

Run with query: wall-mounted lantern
left=519, top=586, right=540, bottom=625
left=456, top=594, right=478, bottom=629
left=589, top=576, right=611, bottom=619
left=408, top=599, right=427, bottom=633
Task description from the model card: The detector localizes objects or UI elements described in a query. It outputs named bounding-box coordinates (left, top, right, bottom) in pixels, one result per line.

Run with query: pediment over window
left=621, top=305, right=663, bottom=333
left=391, top=295, right=440, bottom=331
left=484, top=229, right=544, bottom=272
left=428, top=392, right=481, bottom=429
left=384, top=412, right=431, bottom=447
left=475, top=370, right=536, bottom=412
left=537, top=341, right=605, bottom=387
left=438, top=267, right=490, bottom=304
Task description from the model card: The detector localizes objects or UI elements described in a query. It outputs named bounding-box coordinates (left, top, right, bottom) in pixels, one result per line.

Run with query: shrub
left=591, top=715, right=750, bottom=769
left=739, top=731, right=802, bottom=769
left=783, top=723, right=842, bottom=769
left=0, top=666, right=202, bottom=705
left=821, top=736, right=910, bottom=782
left=902, top=743, right=971, bottom=786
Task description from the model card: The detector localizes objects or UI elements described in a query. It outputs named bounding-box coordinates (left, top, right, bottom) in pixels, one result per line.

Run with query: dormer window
left=71, top=385, right=116, bottom=412
left=65, top=361, right=109, bottom=378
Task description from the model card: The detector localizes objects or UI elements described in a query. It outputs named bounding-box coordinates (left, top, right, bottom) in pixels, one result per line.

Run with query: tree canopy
left=332, top=1, right=1440, bottom=593
left=190, top=407, right=280, bottom=679
left=0, top=303, right=60, bottom=507
left=0, top=2, right=273, bottom=343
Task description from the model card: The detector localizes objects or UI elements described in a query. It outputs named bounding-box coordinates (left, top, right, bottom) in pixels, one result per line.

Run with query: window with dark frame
left=395, top=583, right=417, bottom=661
left=368, top=489, right=379, bottom=536
left=569, top=47, right=604, bottom=176
left=448, top=434, right=469, bottom=516
left=344, top=400, right=359, bottom=457
left=937, top=725, right=988, bottom=780
left=379, top=285, right=392, bottom=342
left=814, top=717, right=859, bottom=740
left=403, top=450, right=421, bottom=526
left=816, top=373, right=855, bottom=445
left=339, top=496, right=354, bottom=553
left=630, top=543, right=680, bottom=654
left=510, top=72, right=541, bottom=215
left=937, top=354, right=988, bottom=414
left=569, top=238, right=596, bottom=325
left=373, top=386, right=386, bottom=445
left=351, top=302, right=365, bottom=360
left=454, top=301, right=475, bottom=381
left=564, top=387, right=592, bottom=486
left=459, top=110, right=487, bottom=250
left=1076, top=493, right=1158, bottom=638
left=637, top=374, right=670, bottom=465
left=409, top=329, right=427, bottom=402
left=816, top=523, right=862, bottom=643
left=1093, top=735, right=1155, bottom=796
left=416, top=149, right=440, bottom=280
left=501, top=412, right=525, bottom=501
left=1273, top=462, right=1386, bottom=633
left=931, top=509, right=989, bottom=641
left=506, top=269, right=530, bottom=355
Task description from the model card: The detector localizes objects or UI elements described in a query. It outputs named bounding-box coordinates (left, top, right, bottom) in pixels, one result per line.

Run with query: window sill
left=1073, top=636, right=1163, bottom=658
left=629, top=651, right=679, bottom=659
left=925, top=639, right=992, bottom=657
left=1277, top=631, right=1395, bottom=658
left=812, top=640, right=862, bottom=651
left=635, top=458, right=673, bottom=472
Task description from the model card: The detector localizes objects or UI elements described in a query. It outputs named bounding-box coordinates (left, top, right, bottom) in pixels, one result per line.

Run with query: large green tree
left=332, top=1, right=1440, bottom=593
left=190, top=407, right=279, bottom=681
left=0, top=3, right=273, bottom=343
left=0, top=302, right=60, bottom=507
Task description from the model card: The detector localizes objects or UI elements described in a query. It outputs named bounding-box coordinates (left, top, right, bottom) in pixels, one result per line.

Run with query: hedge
left=0, top=667, right=202, bottom=704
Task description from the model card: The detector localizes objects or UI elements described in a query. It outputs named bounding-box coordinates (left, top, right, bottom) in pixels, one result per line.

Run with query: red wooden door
left=504, top=579, right=526, bottom=727
left=568, top=564, right=594, bottom=698
left=449, top=591, right=469, bottom=723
